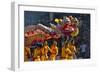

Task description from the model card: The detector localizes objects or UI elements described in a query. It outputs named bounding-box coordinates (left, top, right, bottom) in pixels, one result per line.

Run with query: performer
left=33, top=46, right=41, bottom=61
left=64, top=42, right=73, bottom=59
left=24, top=47, right=31, bottom=61
left=40, top=43, right=45, bottom=61
left=61, top=42, right=66, bottom=59
left=40, top=41, right=50, bottom=61
left=43, top=41, right=50, bottom=60
left=50, top=41, right=58, bottom=60
left=68, top=40, right=77, bottom=59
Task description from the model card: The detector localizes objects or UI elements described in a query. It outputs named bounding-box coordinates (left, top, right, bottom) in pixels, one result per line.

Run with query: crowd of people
left=24, top=40, right=78, bottom=61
